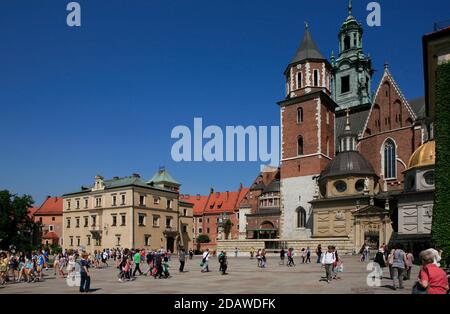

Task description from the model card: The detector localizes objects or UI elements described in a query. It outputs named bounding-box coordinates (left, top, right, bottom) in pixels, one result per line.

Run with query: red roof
left=34, top=197, right=63, bottom=216
left=181, top=195, right=210, bottom=215
left=42, top=231, right=59, bottom=239
left=182, top=186, right=250, bottom=216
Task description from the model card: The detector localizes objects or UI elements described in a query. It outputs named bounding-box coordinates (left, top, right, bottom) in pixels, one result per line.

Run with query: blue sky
left=0, top=0, right=449, bottom=205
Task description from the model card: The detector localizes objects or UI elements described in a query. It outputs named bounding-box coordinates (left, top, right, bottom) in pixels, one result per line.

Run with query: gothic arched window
left=383, top=139, right=396, bottom=179
left=296, top=207, right=307, bottom=228
left=297, top=107, right=303, bottom=124
left=297, top=136, right=304, bottom=156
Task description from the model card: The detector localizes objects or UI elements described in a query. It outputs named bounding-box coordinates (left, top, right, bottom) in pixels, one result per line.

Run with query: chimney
left=226, top=191, right=229, bottom=200
left=196, top=194, right=201, bottom=200
left=46, top=195, right=51, bottom=199
left=210, top=188, right=214, bottom=194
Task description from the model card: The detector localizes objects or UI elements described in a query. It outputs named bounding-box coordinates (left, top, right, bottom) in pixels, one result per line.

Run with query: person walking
left=287, top=248, right=295, bottom=267
left=404, top=249, right=414, bottom=280
left=321, top=246, right=336, bottom=284
left=219, top=251, right=228, bottom=275
left=133, top=249, right=143, bottom=277
left=234, top=248, right=239, bottom=258
left=306, top=247, right=311, bottom=264
left=301, top=248, right=307, bottom=264
left=279, top=248, right=286, bottom=265
left=79, top=253, right=91, bottom=293
left=374, top=248, right=387, bottom=280
left=179, top=249, right=186, bottom=272
left=415, top=249, right=449, bottom=294
left=316, top=245, right=322, bottom=264
left=201, top=249, right=210, bottom=273
left=391, top=244, right=407, bottom=290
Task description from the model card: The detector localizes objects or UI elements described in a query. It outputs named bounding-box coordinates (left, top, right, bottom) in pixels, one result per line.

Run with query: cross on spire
left=348, top=0, right=352, bottom=15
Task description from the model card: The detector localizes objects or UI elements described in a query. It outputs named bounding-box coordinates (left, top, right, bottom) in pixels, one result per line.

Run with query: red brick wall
left=359, top=73, right=422, bottom=190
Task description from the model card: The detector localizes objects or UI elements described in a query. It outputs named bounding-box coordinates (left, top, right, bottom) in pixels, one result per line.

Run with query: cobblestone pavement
left=0, top=255, right=418, bottom=294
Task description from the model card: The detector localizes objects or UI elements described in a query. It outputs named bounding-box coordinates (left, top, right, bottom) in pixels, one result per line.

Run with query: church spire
left=289, top=23, right=325, bottom=65
left=348, top=0, right=352, bottom=16
left=339, top=108, right=357, bottom=152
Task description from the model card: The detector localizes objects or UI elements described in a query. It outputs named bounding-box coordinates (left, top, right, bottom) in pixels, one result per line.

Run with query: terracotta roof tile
left=34, top=197, right=63, bottom=216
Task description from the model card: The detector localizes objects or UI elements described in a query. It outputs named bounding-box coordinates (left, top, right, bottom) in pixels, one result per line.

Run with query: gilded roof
left=407, top=140, right=435, bottom=169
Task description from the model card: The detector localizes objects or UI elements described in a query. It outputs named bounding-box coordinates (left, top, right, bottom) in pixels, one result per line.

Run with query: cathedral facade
left=217, top=2, right=434, bottom=254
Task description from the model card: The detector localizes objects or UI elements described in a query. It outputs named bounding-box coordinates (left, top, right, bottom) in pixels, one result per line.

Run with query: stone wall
left=217, top=237, right=356, bottom=256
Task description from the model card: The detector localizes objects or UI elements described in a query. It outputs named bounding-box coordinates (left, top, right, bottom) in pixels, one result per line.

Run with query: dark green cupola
left=332, top=0, right=374, bottom=111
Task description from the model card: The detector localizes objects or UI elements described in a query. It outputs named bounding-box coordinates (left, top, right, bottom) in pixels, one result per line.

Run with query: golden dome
left=407, top=140, right=435, bottom=169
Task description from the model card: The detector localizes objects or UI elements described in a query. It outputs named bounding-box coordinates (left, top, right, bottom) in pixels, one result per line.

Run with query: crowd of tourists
left=1, top=243, right=448, bottom=294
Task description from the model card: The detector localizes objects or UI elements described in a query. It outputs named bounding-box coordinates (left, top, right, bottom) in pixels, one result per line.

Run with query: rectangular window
left=77, top=237, right=80, bottom=246
left=138, top=214, right=145, bottom=226
left=153, top=216, right=160, bottom=227
left=67, top=201, right=71, bottom=210
left=84, top=199, right=88, bottom=209
left=199, top=218, right=203, bottom=223
left=166, top=218, right=172, bottom=228
left=66, top=218, right=71, bottom=228
left=121, top=215, right=126, bottom=226
left=112, top=195, right=117, bottom=206
left=112, top=215, right=117, bottom=226
left=95, top=197, right=102, bottom=208
left=91, top=215, right=96, bottom=227
left=296, top=72, right=302, bottom=89
left=121, top=194, right=126, bottom=205
left=313, top=69, right=319, bottom=87
left=84, top=216, right=88, bottom=227
left=207, top=228, right=210, bottom=233
left=183, top=225, right=187, bottom=233
left=116, top=236, right=121, bottom=246
left=341, top=75, right=350, bottom=94
left=167, top=199, right=173, bottom=209
left=76, top=217, right=80, bottom=228
left=76, top=200, right=80, bottom=209
left=199, top=228, right=203, bottom=234
left=154, top=197, right=160, bottom=205
left=139, top=195, right=145, bottom=206
left=145, top=235, right=150, bottom=246
left=87, top=236, right=91, bottom=246
left=49, top=225, right=54, bottom=231
left=70, top=237, right=73, bottom=246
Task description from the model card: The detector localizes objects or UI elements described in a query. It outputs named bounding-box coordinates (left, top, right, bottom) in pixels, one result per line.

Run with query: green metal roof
left=147, top=168, right=180, bottom=186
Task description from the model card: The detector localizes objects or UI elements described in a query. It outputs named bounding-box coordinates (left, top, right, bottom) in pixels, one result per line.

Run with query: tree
left=432, top=62, right=450, bottom=266
left=0, top=190, right=40, bottom=251
left=223, top=219, right=233, bottom=240
left=196, top=234, right=211, bottom=244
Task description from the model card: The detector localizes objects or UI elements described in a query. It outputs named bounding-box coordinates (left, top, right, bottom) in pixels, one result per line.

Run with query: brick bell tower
left=279, top=23, right=337, bottom=240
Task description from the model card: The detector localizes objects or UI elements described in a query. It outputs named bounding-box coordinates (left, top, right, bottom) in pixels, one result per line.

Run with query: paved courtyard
left=0, top=255, right=418, bottom=294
